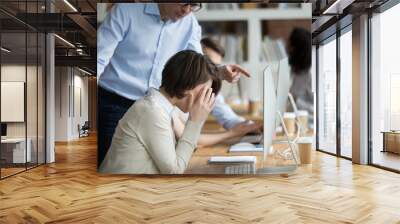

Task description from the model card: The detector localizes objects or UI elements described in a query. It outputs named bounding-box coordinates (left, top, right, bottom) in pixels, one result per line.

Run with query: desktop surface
left=185, top=141, right=299, bottom=174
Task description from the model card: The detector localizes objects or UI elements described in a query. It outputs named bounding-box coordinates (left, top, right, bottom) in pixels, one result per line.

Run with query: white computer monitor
left=258, top=62, right=298, bottom=174
left=275, top=58, right=291, bottom=127
left=239, top=59, right=292, bottom=145
left=261, top=63, right=293, bottom=152
left=262, top=65, right=276, bottom=155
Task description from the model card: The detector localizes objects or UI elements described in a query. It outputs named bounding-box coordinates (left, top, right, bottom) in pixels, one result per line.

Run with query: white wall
left=54, top=67, right=89, bottom=141
left=1, top=64, right=46, bottom=164
left=1, top=65, right=34, bottom=137
left=1, top=66, right=26, bottom=132
left=55, top=67, right=69, bottom=141
left=71, top=72, right=89, bottom=139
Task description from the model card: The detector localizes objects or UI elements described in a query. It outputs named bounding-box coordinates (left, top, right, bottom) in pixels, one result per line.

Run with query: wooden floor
left=372, top=151, right=400, bottom=171
left=1, top=135, right=400, bottom=223
left=1, top=167, right=26, bottom=178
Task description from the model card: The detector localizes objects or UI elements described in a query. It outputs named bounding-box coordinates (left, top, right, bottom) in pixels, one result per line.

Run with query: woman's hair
left=201, top=37, right=225, bottom=58
left=288, top=27, right=311, bottom=74
left=161, top=50, right=222, bottom=99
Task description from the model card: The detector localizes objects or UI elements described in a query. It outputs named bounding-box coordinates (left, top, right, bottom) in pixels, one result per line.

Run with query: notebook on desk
left=208, top=156, right=257, bottom=163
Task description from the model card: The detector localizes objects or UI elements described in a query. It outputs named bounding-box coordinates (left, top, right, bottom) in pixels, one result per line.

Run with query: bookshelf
left=194, top=3, right=312, bottom=103
left=194, top=7, right=311, bottom=21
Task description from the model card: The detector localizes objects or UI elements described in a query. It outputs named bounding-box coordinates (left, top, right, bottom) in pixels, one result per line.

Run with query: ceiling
left=0, top=0, right=96, bottom=74
left=310, top=0, right=391, bottom=43
left=0, top=0, right=394, bottom=74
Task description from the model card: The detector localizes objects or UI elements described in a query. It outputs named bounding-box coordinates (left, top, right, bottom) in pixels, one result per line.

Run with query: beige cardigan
left=99, top=89, right=202, bottom=174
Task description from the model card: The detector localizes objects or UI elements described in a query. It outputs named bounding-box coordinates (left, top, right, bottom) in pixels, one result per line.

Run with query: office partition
left=0, top=1, right=47, bottom=179
left=1, top=30, right=28, bottom=177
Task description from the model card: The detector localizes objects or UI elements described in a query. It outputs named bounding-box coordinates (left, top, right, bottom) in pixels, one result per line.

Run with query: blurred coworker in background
left=288, top=28, right=313, bottom=124
left=172, top=37, right=262, bottom=147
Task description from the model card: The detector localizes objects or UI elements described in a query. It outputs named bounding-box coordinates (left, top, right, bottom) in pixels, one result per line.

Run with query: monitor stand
left=257, top=165, right=297, bottom=175
left=257, top=111, right=299, bottom=175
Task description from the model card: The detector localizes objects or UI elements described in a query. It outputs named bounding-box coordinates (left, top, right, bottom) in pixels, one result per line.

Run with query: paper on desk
left=209, top=156, right=257, bottom=163
left=229, top=144, right=264, bottom=152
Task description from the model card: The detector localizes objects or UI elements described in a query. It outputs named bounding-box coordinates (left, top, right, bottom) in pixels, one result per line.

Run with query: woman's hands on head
left=188, top=86, right=216, bottom=123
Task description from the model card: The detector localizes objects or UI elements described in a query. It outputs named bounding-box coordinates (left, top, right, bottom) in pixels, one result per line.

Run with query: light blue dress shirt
left=97, top=3, right=244, bottom=129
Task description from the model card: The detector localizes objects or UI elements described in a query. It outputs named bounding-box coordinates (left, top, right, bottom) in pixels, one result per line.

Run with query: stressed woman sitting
left=99, top=50, right=221, bottom=174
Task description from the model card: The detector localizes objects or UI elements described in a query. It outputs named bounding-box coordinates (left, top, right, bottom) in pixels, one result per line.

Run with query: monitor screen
left=1, top=123, right=7, bottom=137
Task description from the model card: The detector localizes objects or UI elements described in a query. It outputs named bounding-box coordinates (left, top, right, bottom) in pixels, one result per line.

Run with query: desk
left=382, top=131, right=400, bottom=154
left=205, top=114, right=263, bottom=131
left=1, top=138, right=31, bottom=164
left=185, top=142, right=301, bottom=174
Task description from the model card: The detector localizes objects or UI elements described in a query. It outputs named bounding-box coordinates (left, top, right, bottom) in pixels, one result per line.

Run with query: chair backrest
left=82, top=121, right=90, bottom=129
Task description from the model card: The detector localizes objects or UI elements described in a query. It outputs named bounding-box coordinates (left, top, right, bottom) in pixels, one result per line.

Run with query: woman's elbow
left=160, top=165, right=186, bottom=174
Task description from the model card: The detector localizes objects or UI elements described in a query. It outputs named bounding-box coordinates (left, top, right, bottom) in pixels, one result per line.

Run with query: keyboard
left=209, top=156, right=257, bottom=163
left=225, top=163, right=256, bottom=175
left=240, top=134, right=262, bottom=144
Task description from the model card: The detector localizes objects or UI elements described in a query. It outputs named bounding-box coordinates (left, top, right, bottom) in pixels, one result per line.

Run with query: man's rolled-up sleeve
left=97, top=4, right=130, bottom=78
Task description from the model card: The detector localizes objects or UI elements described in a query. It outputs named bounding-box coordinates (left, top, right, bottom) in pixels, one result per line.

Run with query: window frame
left=0, top=0, right=48, bottom=180
left=315, top=22, right=353, bottom=161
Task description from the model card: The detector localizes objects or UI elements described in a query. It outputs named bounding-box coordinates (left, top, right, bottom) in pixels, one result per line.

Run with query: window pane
left=318, top=37, right=337, bottom=154
left=340, top=29, right=352, bottom=158
left=371, top=3, right=400, bottom=171
left=1, top=31, right=28, bottom=177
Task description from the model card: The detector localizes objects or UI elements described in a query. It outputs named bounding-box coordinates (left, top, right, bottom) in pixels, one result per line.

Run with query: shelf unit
left=195, top=6, right=311, bottom=21
left=194, top=3, right=312, bottom=101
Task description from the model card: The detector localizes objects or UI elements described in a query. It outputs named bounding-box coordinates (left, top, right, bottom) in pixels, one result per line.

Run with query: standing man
left=97, top=3, right=251, bottom=167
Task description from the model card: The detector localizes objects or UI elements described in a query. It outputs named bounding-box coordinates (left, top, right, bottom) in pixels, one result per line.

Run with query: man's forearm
left=197, top=132, right=236, bottom=148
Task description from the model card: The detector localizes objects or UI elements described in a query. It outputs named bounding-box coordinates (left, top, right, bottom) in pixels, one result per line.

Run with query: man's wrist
left=224, top=117, right=246, bottom=130
left=223, top=129, right=237, bottom=139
